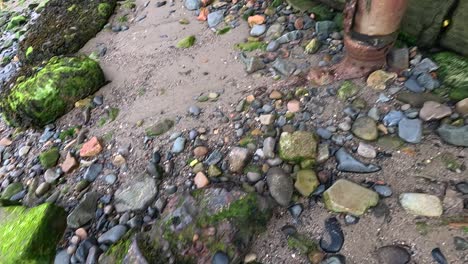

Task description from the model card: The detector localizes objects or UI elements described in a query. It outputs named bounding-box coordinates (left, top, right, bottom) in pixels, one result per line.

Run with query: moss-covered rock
left=337, top=80, right=360, bottom=100
left=6, top=15, right=27, bottom=30
left=433, top=52, right=468, bottom=102
left=39, top=147, right=60, bottom=169
left=1, top=56, right=105, bottom=127
left=176, top=35, right=196, bottom=48
left=0, top=203, right=66, bottom=263
left=1, top=182, right=23, bottom=200
left=279, top=131, right=317, bottom=163
left=19, top=0, right=116, bottom=64
left=122, top=188, right=273, bottom=263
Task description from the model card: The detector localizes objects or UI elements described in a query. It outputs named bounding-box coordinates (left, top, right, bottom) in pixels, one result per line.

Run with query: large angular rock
left=228, top=147, right=250, bottom=173
left=323, top=179, right=379, bottom=216
left=104, top=188, right=272, bottom=263
left=399, top=193, right=443, bottom=217
left=294, top=170, right=319, bottom=197
left=279, top=131, right=317, bottom=163
left=19, top=0, right=116, bottom=64
left=0, top=203, right=66, bottom=263
left=400, top=0, right=456, bottom=47
left=267, top=167, right=293, bottom=206
left=1, top=56, right=105, bottom=127
left=67, top=192, right=101, bottom=228
left=440, top=0, right=468, bottom=56
left=114, top=174, right=157, bottom=212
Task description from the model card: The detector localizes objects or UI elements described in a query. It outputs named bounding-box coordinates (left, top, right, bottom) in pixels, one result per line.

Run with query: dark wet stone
left=288, top=203, right=303, bottom=219
left=375, top=245, right=411, bottom=264
left=75, top=238, right=97, bottom=263
left=437, top=124, right=468, bottom=147
left=205, top=150, right=223, bottom=165
left=281, top=224, right=298, bottom=236
left=266, top=167, right=293, bottom=207
left=98, top=225, right=128, bottom=244
left=373, top=185, right=393, bottom=197
left=431, top=248, right=447, bottom=264
left=344, top=214, right=359, bottom=225
left=320, top=217, right=344, bottom=253
left=83, top=163, right=103, bottom=182
left=404, top=77, right=424, bottom=93
left=54, top=249, right=70, bottom=264
left=335, top=148, right=381, bottom=173
left=455, top=182, right=468, bottom=194
left=454, top=236, right=468, bottom=251
left=212, top=251, right=229, bottom=264
left=67, top=192, right=101, bottom=228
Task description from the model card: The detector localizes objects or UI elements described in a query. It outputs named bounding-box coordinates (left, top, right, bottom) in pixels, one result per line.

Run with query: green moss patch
left=234, top=41, right=267, bottom=52
left=6, top=15, right=27, bottom=30
left=98, top=3, right=113, bottom=17
left=1, top=56, right=105, bottom=127
left=433, top=51, right=468, bottom=101
left=176, top=36, right=196, bottom=48
left=39, top=147, right=60, bottom=169
left=0, top=203, right=66, bottom=263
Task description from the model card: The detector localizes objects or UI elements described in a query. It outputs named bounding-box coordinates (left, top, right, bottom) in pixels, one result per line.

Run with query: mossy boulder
left=1, top=56, right=105, bottom=127
left=19, top=0, right=116, bottom=64
left=0, top=203, right=67, bottom=263
left=109, top=188, right=273, bottom=263
left=433, top=52, right=468, bottom=102
left=39, top=147, right=60, bottom=169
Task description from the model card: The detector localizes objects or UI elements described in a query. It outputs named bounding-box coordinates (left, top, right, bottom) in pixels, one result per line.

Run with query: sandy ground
left=50, top=0, right=468, bottom=263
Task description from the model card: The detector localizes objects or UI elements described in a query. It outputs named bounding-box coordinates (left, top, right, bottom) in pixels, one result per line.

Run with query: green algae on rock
left=0, top=203, right=66, bottom=263
left=39, top=147, right=60, bottom=169
left=1, top=56, right=105, bottom=127
left=337, top=80, right=360, bottom=100
left=279, top=131, right=317, bottom=163
left=433, top=52, right=468, bottom=102
left=6, top=15, right=27, bottom=30
left=109, top=188, right=273, bottom=263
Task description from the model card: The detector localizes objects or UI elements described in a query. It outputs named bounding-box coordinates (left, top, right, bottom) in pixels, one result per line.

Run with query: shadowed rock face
left=19, top=0, right=116, bottom=65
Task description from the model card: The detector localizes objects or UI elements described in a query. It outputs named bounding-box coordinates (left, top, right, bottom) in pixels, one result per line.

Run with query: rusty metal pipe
left=307, top=0, right=409, bottom=84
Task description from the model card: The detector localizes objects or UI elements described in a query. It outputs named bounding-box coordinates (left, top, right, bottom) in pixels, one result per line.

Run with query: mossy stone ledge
left=0, top=203, right=67, bottom=263
left=1, top=56, right=106, bottom=127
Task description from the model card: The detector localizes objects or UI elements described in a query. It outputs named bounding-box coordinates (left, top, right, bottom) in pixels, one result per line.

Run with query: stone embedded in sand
left=398, top=118, right=422, bottom=144
left=0, top=137, right=12, bottom=147
left=39, top=147, right=60, bottom=169
left=437, top=124, right=468, bottom=147
left=228, top=147, right=250, bottom=172
left=176, top=35, right=196, bottom=48
left=419, top=101, right=452, bottom=121
left=114, top=174, right=157, bottom=213
left=294, top=170, right=319, bottom=197
left=67, top=192, right=101, bottom=228
left=1, top=56, right=105, bottom=127
left=267, top=167, right=293, bottom=206
left=366, top=70, right=397, bottom=90
left=259, top=114, right=275, bottom=125
left=352, top=117, right=378, bottom=141
left=337, top=81, right=360, bottom=100
left=145, top=119, right=174, bottom=137
left=194, top=172, right=209, bottom=188
left=247, top=15, right=265, bottom=27
left=323, top=179, right=379, bottom=216
left=399, top=193, right=443, bottom=217
left=304, top=38, right=321, bottom=54
left=0, top=203, right=66, bottom=263
left=279, top=131, right=317, bottom=163
left=80, top=137, right=102, bottom=157
left=61, top=152, right=78, bottom=173
left=287, top=99, right=301, bottom=113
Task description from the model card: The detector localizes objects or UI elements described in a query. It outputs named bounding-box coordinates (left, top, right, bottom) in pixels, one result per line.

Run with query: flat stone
left=35, top=182, right=51, bottom=196
left=171, top=137, right=186, bottom=153
left=83, top=163, right=103, bottom=182
left=323, top=179, right=379, bottom=216
left=287, top=100, right=301, bottom=113
left=263, top=137, right=276, bottom=159
left=184, top=0, right=200, bottom=10
left=207, top=10, right=224, bottom=28
left=398, top=118, right=422, bottom=143
left=228, top=147, right=250, bottom=173
left=404, top=77, right=424, bottom=93
left=259, top=114, right=275, bottom=125
left=419, top=101, right=452, bottom=121
left=366, top=70, right=397, bottom=90
left=352, top=117, right=378, bottom=141
left=250, top=24, right=266, bottom=37
left=399, top=193, right=443, bottom=217
left=145, top=119, right=174, bottom=137
left=383, top=110, right=404, bottom=127
left=279, top=131, right=317, bottom=163
left=1, top=182, right=23, bottom=200
left=375, top=245, right=411, bottom=264
left=357, top=142, right=376, bottom=159
left=114, top=174, right=157, bottom=212
left=97, top=225, right=127, bottom=244
left=266, top=167, right=293, bottom=206
left=294, top=170, right=319, bottom=197
left=437, top=124, right=468, bottom=147
left=193, top=146, right=208, bottom=158
left=18, top=146, right=31, bottom=157
left=79, top=137, right=102, bottom=157
left=44, top=169, right=61, bottom=183
left=396, top=92, right=444, bottom=107
left=61, top=152, right=78, bottom=173
left=67, top=192, right=101, bottom=228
